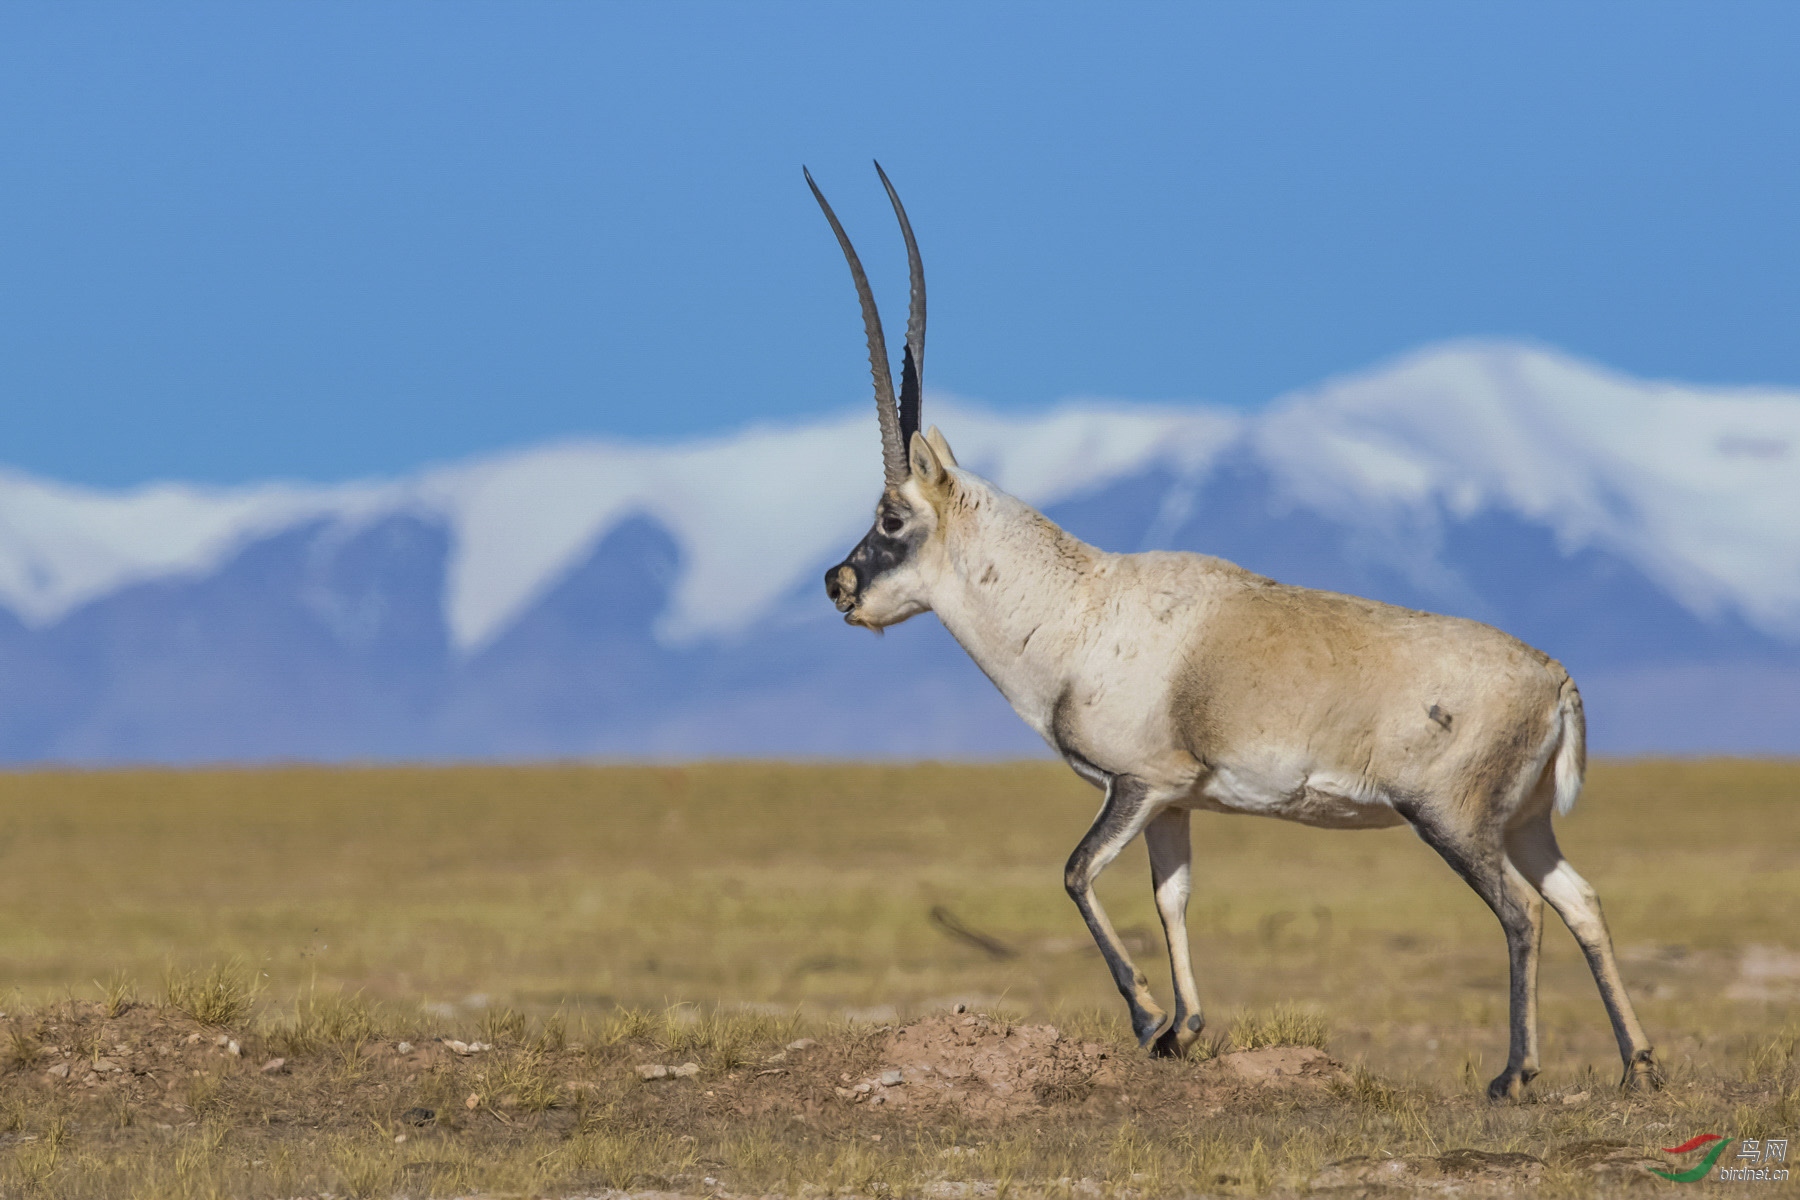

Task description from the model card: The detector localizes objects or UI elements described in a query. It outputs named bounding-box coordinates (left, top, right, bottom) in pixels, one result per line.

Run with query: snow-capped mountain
left=2, top=341, right=1796, bottom=763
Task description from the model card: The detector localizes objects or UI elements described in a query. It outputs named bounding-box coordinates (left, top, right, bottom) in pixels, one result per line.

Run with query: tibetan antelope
left=805, top=163, right=1661, bottom=1100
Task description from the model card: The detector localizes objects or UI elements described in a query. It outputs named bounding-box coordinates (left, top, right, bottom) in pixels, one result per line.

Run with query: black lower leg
left=1402, top=807, right=1536, bottom=1101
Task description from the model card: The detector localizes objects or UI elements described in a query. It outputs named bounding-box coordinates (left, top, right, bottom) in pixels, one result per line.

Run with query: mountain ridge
left=1, top=340, right=1795, bottom=762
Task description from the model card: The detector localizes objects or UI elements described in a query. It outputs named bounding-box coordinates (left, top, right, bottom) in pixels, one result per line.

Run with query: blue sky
left=2, top=2, right=1796, bottom=487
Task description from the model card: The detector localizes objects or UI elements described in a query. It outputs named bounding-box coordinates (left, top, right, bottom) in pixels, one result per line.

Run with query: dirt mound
left=833, top=1012, right=1115, bottom=1117
left=1202, top=1044, right=1346, bottom=1087
left=832, top=1012, right=1350, bottom=1119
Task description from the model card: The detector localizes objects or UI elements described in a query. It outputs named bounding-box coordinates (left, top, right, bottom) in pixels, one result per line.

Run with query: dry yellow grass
left=0, top=759, right=1796, bottom=1197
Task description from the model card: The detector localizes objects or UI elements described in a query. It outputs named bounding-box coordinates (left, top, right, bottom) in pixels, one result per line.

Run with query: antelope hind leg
left=1145, top=807, right=1205, bottom=1058
left=1404, top=807, right=1544, bottom=1101
left=1507, top=812, right=1661, bottom=1091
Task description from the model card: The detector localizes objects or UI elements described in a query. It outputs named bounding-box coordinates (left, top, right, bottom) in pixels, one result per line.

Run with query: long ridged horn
left=805, top=166, right=907, bottom=487
left=875, top=161, right=924, bottom=448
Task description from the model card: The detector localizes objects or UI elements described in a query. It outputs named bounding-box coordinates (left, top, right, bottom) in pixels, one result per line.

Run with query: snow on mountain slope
left=412, top=402, right=1241, bottom=650
left=0, top=470, right=393, bottom=629
left=0, top=403, right=1245, bottom=652
left=0, top=338, right=1795, bottom=679
left=1257, top=343, right=1800, bottom=638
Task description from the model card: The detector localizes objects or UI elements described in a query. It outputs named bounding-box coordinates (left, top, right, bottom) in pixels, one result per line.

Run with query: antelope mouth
left=825, top=563, right=860, bottom=614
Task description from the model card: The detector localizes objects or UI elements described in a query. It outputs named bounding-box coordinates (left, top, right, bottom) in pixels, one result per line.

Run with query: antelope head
left=810, top=164, right=959, bottom=631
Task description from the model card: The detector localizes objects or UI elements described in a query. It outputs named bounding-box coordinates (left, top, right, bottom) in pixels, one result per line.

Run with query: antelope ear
left=925, top=426, right=958, bottom=467
left=908, top=430, right=945, bottom=487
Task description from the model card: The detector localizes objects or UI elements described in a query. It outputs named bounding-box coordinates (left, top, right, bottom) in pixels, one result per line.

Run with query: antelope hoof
left=1621, top=1050, right=1663, bottom=1092
left=1151, top=1014, right=1203, bottom=1059
left=1485, top=1070, right=1532, bottom=1103
left=1132, top=1006, right=1170, bottom=1050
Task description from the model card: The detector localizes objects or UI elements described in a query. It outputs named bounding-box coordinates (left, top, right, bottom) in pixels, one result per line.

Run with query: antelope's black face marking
left=823, top=495, right=923, bottom=620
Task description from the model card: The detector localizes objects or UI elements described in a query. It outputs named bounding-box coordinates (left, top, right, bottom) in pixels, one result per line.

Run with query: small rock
left=402, top=1107, right=436, bottom=1126
left=442, top=1039, right=493, bottom=1056
left=395, top=1041, right=414, bottom=1054
left=394, top=1133, right=407, bottom=1143
left=47, top=1062, right=70, bottom=1079
left=186, top=1033, right=202, bottom=1045
left=226, top=1040, right=241, bottom=1057
left=259, top=1057, right=287, bottom=1074
left=464, top=1092, right=481, bottom=1109
left=637, top=1064, right=671, bottom=1081
left=92, top=1058, right=121, bottom=1073
left=854, top=1081, right=872, bottom=1094
left=879, top=1069, right=904, bottom=1087
left=786, top=1038, right=817, bottom=1052
left=953, top=1003, right=967, bottom=1014
left=1561, top=1090, right=1590, bottom=1104
left=672, top=1062, right=700, bottom=1078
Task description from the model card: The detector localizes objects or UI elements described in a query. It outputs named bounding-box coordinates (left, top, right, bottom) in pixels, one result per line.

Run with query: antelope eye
left=881, top=514, right=904, bottom=535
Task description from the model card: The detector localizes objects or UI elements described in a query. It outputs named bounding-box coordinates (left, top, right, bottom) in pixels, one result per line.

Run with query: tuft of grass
left=330, top=1134, right=402, bottom=1200
left=653, top=1004, right=799, bottom=1073
left=164, top=962, right=257, bottom=1027
left=9, top=1139, right=61, bottom=1192
left=477, top=1004, right=529, bottom=1046
left=170, top=1119, right=228, bottom=1186
left=531, top=1008, right=569, bottom=1053
left=4, top=1021, right=43, bottom=1069
left=1332, top=1062, right=1403, bottom=1110
left=1231, top=1002, right=1331, bottom=1051
left=481, top=1048, right=562, bottom=1114
left=264, top=984, right=385, bottom=1058
left=1744, top=1025, right=1799, bottom=1083
left=600, top=1006, right=659, bottom=1045
left=1177, top=1132, right=1236, bottom=1191
left=95, top=970, right=137, bottom=1018
left=550, top=1127, right=698, bottom=1191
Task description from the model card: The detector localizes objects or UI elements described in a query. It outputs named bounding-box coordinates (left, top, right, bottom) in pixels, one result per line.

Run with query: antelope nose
left=824, top=563, right=858, bottom=611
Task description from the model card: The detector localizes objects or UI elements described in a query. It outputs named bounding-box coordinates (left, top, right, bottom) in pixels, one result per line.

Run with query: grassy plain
left=0, top=759, right=1796, bottom=1197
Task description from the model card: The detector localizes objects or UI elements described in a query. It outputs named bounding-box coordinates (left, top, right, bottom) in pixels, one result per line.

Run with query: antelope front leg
left=1064, top=774, right=1168, bottom=1047
left=1145, top=807, right=1205, bottom=1058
